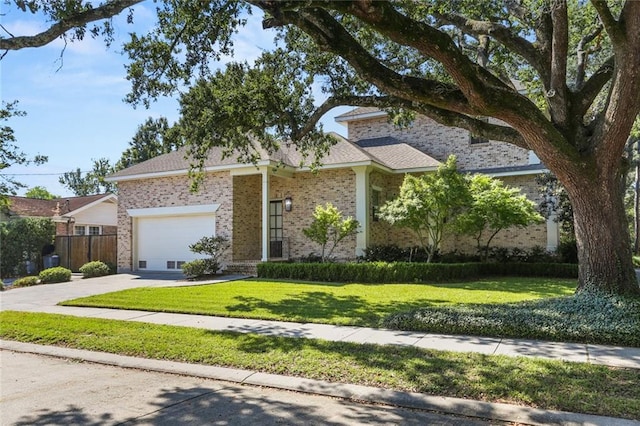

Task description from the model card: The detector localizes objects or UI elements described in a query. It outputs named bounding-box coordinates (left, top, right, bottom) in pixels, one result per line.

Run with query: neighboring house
left=1, top=194, right=118, bottom=236
left=1, top=193, right=119, bottom=271
left=107, top=108, right=558, bottom=273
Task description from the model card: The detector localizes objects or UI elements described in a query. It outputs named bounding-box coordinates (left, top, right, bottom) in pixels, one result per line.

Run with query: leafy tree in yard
left=59, top=158, right=116, bottom=196
left=0, top=218, right=55, bottom=278
left=24, top=186, right=59, bottom=200
left=115, top=117, right=184, bottom=171
left=182, top=235, right=230, bottom=277
left=1, top=101, right=47, bottom=207
left=378, top=156, right=470, bottom=263
left=303, top=203, right=359, bottom=262
left=456, top=174, right=544, bottom=261
left=1, top=1, right=640, bottom=294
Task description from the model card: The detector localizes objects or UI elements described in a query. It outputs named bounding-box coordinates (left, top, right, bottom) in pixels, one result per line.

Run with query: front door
left=269, top=200, right=283, bottom=258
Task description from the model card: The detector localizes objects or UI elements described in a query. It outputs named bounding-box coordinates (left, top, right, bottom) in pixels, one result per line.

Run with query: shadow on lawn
left=225, top=291, right=449, bottom=326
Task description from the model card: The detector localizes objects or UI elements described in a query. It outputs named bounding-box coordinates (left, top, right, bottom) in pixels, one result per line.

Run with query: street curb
left=2, top=340, right=637, bottom=426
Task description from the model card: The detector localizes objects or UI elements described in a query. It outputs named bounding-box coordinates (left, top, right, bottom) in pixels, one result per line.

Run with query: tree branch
left=0, top=0, right=143, bottom=51
left=548, top=0, right=569, bottom=127
left=592, top=0, right=623, bottom=44
left=575, top=56, right=614, bottom=116
left=432, top=12, right=548, bottom=82
left=575, top=25, right=603, bottom=89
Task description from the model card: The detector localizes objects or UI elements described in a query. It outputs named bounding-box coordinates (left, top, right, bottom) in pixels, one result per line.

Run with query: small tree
left=24, top=186, right=59, bottom=200
left=378, top=156, right=470, bottom=262
left=0, top=217, right=55, bottom=277
left=185, top=235, right=230, bottom=276
left=455, top=174, right=544, bottom=261
left=302, top=203, right=359, bottom=262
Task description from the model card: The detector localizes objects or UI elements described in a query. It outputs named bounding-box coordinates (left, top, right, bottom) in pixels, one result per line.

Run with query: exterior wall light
left=284, top=196, right=293, bottom=212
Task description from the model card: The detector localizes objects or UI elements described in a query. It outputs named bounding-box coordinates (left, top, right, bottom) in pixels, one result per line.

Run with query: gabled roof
left=355, top=137, right=441, bottom=171
left=5, top=194, right=117, bottom=219
left=107, top=133, right=441, bottom=182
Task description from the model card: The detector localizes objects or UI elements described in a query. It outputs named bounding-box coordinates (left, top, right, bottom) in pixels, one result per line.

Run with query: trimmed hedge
left=39, top=266, right=72, bottom=284
left=257, top=261, right=578, bottom=283
left=79, top=261, right=111, bottom=278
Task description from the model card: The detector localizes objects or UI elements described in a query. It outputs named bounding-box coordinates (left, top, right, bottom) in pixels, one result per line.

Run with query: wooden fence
left=54, top=235, right=117, bottom=272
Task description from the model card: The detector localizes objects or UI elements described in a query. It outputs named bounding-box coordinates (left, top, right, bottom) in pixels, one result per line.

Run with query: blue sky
left=1, top=2, right=350, bottom=197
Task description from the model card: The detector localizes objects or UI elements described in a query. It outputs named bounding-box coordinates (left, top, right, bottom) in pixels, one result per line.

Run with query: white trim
left=352, top=166, right=371, bottom=257
left=107, top=161, right=274, bottom=183
left=480, top=167, right=548, bottom=178
left=335, top=110, right=387, bottom=123
left=546, top=213, right=560, bottom=251
left=127, top=204, right=220, bottom=218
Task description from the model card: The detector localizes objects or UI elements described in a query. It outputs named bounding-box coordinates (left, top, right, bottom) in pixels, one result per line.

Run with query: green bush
left=39, top=267, right=72, bottom=284
left=79, top=261, right=111, bottom=278
left=258, top=262, right=482, bottom=283
left=258, top=261, right=577, bottom=283
left=181, top=259, right=213, bottom=278
left=383, top=291, right=640, bottom=347
left=478, top=262, right=578, bottom=278
left=12, top=276, right=40, bottom=287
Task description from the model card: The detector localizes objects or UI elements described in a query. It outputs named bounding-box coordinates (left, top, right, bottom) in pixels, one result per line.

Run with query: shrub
left=383, top=291, right=640, bottom=347
left=12, top=276, right=40, bottom=287
left=79, top=261, right=111, bottom=278
left=38, top=267, right=72, bottom=284
left=258, top=262, right=482, bottom=283
left=258, top=261, right=577, bottom=283
left=188, top=235, right=229, bottom=274
left=182, top=259, right=210, bottom=278
left=557, top=239, right=578, bottom=263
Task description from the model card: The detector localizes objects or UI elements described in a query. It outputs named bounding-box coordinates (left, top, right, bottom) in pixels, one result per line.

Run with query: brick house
left=107, top=108, right=558, bottom=273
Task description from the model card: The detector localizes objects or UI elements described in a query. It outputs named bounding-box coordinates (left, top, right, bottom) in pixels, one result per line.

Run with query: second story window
left=470, top=117, right=490, bottom=145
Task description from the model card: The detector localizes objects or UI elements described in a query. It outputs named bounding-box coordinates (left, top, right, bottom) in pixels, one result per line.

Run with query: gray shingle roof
left=356, top=137, right=441, bottom=170
left=108, top=133, right=441, bottom=181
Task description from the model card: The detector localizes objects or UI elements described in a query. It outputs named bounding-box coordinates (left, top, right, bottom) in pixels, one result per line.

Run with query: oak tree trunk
left=562, top=169, right=640, bottom=295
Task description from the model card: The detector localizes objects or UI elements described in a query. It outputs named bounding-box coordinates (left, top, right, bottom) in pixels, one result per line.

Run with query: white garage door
left=136, top=214, right=216, bottom=271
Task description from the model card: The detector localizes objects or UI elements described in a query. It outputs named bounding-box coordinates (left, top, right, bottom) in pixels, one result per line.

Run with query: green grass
left=61, top=277, right=575, bottom=327
left=1, top=310, right=638, bottom=420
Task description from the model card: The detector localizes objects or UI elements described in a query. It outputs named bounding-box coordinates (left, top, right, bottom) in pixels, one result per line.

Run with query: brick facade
left=347, top=115, right=529, bottom=170
left=115, top=111, right=551, bottom=270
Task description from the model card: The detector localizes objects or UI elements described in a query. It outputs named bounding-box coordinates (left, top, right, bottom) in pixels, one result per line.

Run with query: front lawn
left=1, top=311, right=638, bottom=420
left=61, top=277, right=575, bottom=327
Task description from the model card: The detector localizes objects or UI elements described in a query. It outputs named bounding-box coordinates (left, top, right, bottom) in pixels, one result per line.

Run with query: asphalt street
left=2, top=350, right=496, bottom=426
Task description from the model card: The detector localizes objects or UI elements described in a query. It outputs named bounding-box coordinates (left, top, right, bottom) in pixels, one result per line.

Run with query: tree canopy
left=1, top=0, right=639, bottom=294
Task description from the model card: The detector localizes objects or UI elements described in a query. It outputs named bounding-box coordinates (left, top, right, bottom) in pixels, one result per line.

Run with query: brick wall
left=232, top=174, right=262, bottom=260
left=347, top=115, right=530, bottom=170
left=116, top=172, right=234, bottom=272
left=270, top=168, right=358, bottom=260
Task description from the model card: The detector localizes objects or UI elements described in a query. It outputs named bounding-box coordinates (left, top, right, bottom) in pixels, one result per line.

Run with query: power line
left=0, top=171, right=92, bottom=176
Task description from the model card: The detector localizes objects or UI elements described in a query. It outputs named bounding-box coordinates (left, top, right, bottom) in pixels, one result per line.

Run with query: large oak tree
left=2, top=0, right=639, bottom=295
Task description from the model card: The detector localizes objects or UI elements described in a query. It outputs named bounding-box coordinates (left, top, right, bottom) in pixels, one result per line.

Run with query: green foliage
left=38, top=267, right=72, bottom=284
left=0, top=217, right=55, bottom=277
left=1, top=101, right=47, bottom=203
left=536, top=172, right=574, bottom=237
left=181, top=259, right=209, bottom=278
left=115, top=117, right=183, bottom=171
left=59, top=157, right=116, bottom=196
left=379, top=156, right=470, bottom=262
left=12, top=276, right=40, bottom=288
left=78, top=261, right=111, bottom=278
left=258, top=261, right=576, bottom=283
left=3, top=311, right=639, bottom=420
left=24, top=186, right=58, bottom=199
left=302, top=203, right=359, bottom=262
left=455, top=174, right=544, bottom=261
left=384, top=291, right=640, bottom=347
left=184, top=235, right=230, bottom=277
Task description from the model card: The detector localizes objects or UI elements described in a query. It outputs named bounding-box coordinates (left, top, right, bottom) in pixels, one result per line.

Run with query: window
left=139, top=261, right=147, bottom=269
left=88, top=226, right=101, bottom=236
left=470, top=117, right=489, bottom=145
left=74, top=226, right=85, bottom=235
left=167, top=261, right=176, bottom=269
left=372, top=188, right=382, bottom=221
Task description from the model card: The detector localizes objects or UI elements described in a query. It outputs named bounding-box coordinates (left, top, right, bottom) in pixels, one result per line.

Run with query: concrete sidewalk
left=2, top=273, right=640, bottom=425
left=2, top=272, right=639, bottom=370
